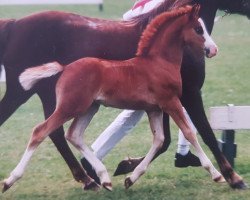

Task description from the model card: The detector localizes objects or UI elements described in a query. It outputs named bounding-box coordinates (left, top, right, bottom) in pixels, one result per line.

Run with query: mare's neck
left=196, top=0, right=218, bottom=33
left=147, top=17, right=186, bottom=67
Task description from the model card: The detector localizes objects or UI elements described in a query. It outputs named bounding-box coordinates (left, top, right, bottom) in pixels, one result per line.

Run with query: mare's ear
left=190, top=4, right=200, bottom=20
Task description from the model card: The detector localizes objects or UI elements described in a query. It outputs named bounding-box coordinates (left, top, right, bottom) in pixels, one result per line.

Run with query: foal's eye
left=194, top=26, right=204, bottom=35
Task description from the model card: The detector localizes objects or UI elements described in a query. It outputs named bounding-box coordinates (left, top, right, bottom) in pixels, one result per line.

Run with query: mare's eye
left=194, top=26, right=204, bottom=35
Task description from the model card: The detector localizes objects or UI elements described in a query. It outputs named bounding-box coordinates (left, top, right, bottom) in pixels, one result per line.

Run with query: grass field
left=0, top=0, right=250, bottom=199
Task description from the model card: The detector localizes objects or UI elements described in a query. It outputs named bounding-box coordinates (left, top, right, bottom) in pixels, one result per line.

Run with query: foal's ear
left=190, top=4, right=200, bottom=20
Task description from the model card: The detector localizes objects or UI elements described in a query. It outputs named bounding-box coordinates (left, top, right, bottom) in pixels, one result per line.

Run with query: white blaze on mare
left=198, top=18, right=218, bottom=58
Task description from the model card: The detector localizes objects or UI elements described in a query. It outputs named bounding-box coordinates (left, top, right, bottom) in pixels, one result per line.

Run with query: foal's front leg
left=125, top=111, right=164, bottom=189
left=164, top=99, right=224, bottom=182
left=65, top=105, right=112, bottom=191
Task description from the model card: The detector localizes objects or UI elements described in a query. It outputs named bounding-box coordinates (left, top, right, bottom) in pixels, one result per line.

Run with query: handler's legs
left=81, top=110, right=144, bottom=182
left=175, top=108, right=201, bottom=167
left=91, top=110, right=144, bottom=159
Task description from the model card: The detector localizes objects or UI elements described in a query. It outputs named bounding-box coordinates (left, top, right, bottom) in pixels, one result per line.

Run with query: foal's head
left=136, top=5, right=218, bottom=58
left=181, top=5, right=218, bottom=58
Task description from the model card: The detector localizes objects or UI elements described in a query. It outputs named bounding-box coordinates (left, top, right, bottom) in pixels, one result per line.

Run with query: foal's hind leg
left=163, top=99, right=224, bottom=182
left=2, top=110, right=98, bottom=192
left=65, top=105, right=112, bottom=191
left=124, top=111, right=164, bottom=189
left=37, top=91, right=92, bottom=186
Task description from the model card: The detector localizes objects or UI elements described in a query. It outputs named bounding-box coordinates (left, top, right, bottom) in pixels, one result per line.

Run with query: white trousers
left=91, top=108, right=196, bottom=160
left=177, top=109, right=197, bottom=155
left=91, top=110, right=144, bottom=159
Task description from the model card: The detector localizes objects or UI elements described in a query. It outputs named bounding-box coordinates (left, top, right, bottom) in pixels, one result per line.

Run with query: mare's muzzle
left=205, top=45, right=218, bottom=58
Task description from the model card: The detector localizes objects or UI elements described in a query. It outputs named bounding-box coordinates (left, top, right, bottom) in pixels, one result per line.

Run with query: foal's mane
left=136, top=6, right=193, bottom=56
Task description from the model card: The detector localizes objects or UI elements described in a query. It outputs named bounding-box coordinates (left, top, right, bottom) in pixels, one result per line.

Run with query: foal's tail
left=19, top=62, right=64, bottom=90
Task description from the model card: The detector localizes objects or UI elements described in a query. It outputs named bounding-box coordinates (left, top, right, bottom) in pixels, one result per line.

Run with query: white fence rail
left=210, top=105, right=250, bottom=130
left=0, top=0, right=103, bottom=5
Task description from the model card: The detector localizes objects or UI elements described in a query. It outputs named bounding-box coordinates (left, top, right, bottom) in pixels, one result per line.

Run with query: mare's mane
left=136, top=6, right=193, bottom=56
left=130, top=0, right=193, bottom=28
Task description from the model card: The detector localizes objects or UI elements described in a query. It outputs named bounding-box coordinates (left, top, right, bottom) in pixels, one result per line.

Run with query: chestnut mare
left=1, top=5, right=217, bottom=191
left=0, top=0, right=250, bottom=190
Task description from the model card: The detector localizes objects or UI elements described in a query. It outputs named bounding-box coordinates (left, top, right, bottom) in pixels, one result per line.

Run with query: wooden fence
left=210, top=104, right=250, bottom=167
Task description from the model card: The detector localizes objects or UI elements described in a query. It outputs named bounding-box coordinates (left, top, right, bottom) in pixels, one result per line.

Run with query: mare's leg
left=65, top=105, right=112, bottom=191
left=37, top=90, right=94, bottom=186
left=114, top=113, right=171, bottom=176
left=0, top=79, right=33, bottom=125
left=2, top=109, right=98, bottom=192
left=181, top=88, right=246, bottom=188
left=164, top=98, right=224, bottom=183
left=124, top=111, right=164, bottom=189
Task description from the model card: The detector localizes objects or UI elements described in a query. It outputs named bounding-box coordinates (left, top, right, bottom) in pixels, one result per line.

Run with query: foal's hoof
left=213, top=175, right=226, bottom=183
left=80, top=157, right=101, bottom=184
left=102, top=182, right=113, bottom=191
left=114, top=157, right=144, bottom=176
left=124, top=177, right=134, bottom=189
left=231, top=180, right=248, bottom=190
left=83, top=180, right=100, bottom=192
left=2, top=181, right=12, bottom=193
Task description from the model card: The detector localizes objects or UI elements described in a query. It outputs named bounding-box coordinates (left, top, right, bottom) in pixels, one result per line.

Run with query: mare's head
left=181, top=5, right=218, bottom=58
left=218, top=0, right=250, bottom=18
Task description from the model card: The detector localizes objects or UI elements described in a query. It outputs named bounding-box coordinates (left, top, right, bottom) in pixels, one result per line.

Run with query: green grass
left=0, top=1, right=250, bottom=199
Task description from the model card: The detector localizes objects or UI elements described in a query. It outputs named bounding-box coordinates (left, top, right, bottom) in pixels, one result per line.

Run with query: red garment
left=132, top=0, right=153, bottom=10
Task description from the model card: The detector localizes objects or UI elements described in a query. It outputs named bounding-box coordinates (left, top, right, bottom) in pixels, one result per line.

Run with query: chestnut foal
left=4, top=5, right=222, bottom=191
